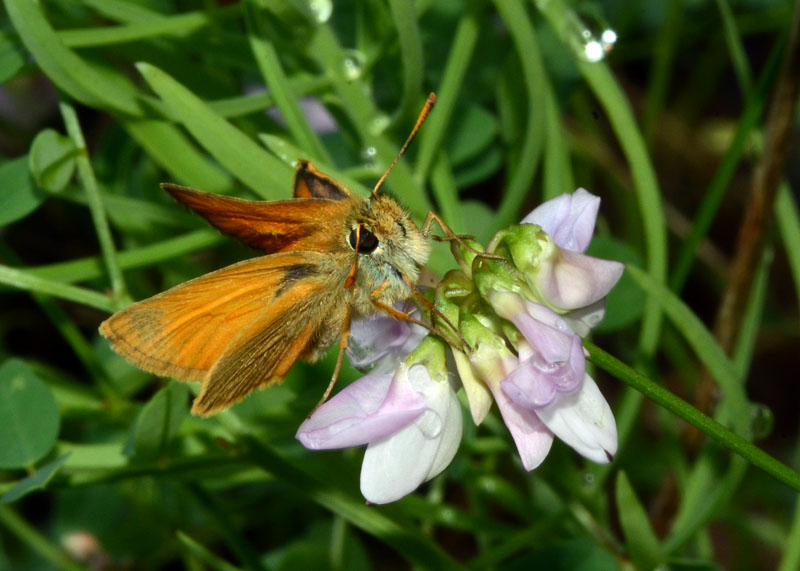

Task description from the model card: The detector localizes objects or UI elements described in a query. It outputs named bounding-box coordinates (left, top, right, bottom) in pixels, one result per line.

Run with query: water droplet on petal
left=308, top=0, right=332, bottom=23
left=416, top=409, right=443, bottom=439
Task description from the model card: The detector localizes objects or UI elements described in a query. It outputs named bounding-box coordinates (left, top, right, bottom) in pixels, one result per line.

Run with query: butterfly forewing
left=163, top=184, right=352, bottom=254
left=99, top=252, right=339, bottom=386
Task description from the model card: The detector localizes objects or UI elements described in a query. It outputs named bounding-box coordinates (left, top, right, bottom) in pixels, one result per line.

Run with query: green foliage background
left=1, top=0, right=799, bottom=569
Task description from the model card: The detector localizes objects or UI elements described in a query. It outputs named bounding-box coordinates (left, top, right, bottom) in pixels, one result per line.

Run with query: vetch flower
left=297, top=338, right=462, bottom=504
left=348, top=301, right=427, bottom=374
left=487, top=289, right=617, bottom=463
left=468, top=330, right=553, bottom=471
left=501, top=188, right=624, bottom=312
left=489, top=290, right=585, bottom=409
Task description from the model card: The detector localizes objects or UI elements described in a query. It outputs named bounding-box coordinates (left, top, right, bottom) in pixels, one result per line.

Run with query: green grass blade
left=243, top=4, right=331, bottom=163
left=536, top=0, right=667, bottom=357
left=59, top=100, right=127, bottom=301
left=6, top=0, right=144, bottom=116
left=137, top=62, right=293, bottom=198
left=388, top=0, right=424, bottom=126
left=243, top=438, right=465, bottom=571
left=28, top=230, right=222, bottom=285
left=776, top=184, right=800, bottom=316
left=414, top=1, right=483, bottom=182
left=670, top=42, right=782, bottom=293
left=492, top=0, right=546, bottom=229
left=625, top=265, right=746, bottom=425
left=58, top=13, right=209, bottom=48
left=0, top=265, right=113, bottom=312
left=124, top=119, right=233, bottom=192
left=586, top=341, right=800, bottom=493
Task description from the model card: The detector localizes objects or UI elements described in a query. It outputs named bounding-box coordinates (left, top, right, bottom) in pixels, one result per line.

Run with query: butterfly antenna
left=371, top=92, right=436, bottom=197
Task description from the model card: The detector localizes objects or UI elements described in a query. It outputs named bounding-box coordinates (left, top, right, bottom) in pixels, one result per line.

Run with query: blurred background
left=1, top=0, right=799, bottom=569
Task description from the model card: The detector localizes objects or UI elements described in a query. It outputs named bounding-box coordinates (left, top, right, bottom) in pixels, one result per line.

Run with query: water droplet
left=564, top=10, right=617, bottom=63
left=583, top=40, right=605, bottom=63
left=583, top=472, right=596, bottom=487
left=342, top=50, right=366, bottom=80
left=308, top=0, right=332, bottom=23
left=416, top=410, right=443, bottom=439
left=750, top=403, right=774, bottom=440
left=361, top=146, right=377, bottom=163
left=601, top=29, right=618, bottom=46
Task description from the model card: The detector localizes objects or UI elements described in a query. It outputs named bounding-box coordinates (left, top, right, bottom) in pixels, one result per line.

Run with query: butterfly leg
left=369, top=280, right=469, bottom=353
left=421, top=211, right=505, bottom=261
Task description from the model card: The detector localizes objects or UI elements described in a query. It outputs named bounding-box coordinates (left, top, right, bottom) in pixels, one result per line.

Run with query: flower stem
left=585, top=341, right=800, bottom=492
left=59, top=99, right=127, bottom=304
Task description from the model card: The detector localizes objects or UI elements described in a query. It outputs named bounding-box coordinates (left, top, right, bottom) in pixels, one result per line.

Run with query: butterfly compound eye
left=348, top=227, right=379, bottom=254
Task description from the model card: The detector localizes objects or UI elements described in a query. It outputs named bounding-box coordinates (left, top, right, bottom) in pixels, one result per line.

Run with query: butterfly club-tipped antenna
left=371, top=93, right=436, bottom=197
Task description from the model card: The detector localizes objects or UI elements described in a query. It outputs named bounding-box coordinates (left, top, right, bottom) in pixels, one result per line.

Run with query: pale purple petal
left=360, top=368, right=462, bottom=504
left=502, top=361, right=557, bottom=407
left=535, top=374, right=618, bottom=463
left=521, top=188, right=600, bottom=252
left=488, top=383, right=553, bottom=471
left=267, top=96, right=338, bottom=134
left=296, top=370, right=426, bottom=450
left=490, top=298, right=585, bottom=408
left=511, top=303, right=575, bottom=363
left=534, top=249, right=624, bottom=310
left=348, top=302, right=427, bottom=372
left=501, top=333, right=584, bottom=406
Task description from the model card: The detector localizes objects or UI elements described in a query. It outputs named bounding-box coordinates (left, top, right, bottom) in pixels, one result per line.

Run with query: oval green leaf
left=0, top=156, right=48, bottom=225
left=125, top=382, right=189, bottom=458
left=0, top=31, right=27, bottom=84
left=0, top=359, right=61, bottom=469
left=29, top=128, right=77, bottom=192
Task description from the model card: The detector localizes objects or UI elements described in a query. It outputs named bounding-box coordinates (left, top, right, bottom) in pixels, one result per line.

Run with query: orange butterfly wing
left=162, top=184, right=353, bottom=255
left=99, top=252, right=347, bottom=414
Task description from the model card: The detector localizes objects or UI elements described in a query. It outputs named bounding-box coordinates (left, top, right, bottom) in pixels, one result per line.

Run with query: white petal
left=563, top=299, right=607, bottom=337
left=534, top=249, right=624, bottom=310
left=360, top=379, right=462, bottom=504
left=535, top=374, right=617, bottom=463
left=425, top=382, right=463, bottom=479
